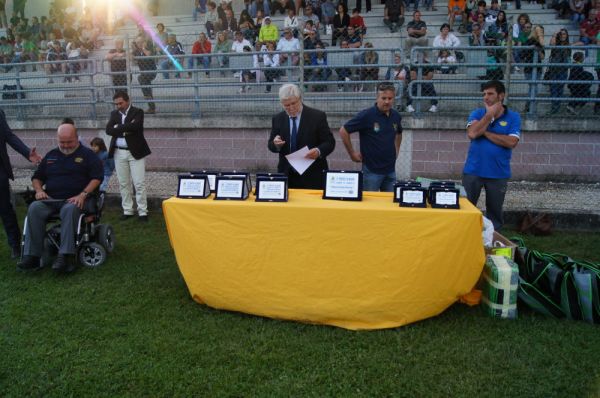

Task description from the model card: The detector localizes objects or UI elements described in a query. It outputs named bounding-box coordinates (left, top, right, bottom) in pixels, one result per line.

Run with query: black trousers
left=355, top=0, right=371, bottom=12
left=462, top=173, right=508, bottom=230
left=0, top=169, right=20, bottom=249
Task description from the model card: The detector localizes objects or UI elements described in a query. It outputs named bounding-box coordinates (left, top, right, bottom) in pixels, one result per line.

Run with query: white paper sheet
left=285, top=146, right=315, bottom=176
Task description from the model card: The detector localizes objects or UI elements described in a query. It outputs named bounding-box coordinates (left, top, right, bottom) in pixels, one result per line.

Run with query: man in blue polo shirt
left=18, top=123, right=103, bottom=273
left=463, top=80, right=521, bottom=230
left=339, top=83, right=403, bottom=191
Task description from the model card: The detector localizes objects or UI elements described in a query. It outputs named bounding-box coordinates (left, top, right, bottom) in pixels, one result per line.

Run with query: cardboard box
left=484, top=231, right=518, bottom=260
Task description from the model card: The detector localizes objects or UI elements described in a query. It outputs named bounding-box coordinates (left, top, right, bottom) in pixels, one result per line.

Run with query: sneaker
left=239, top=87, right=246, bottom=94
left=138, top=215, right=149, bottom=222
left=428, top=105, right=438, bottom=113
left=233, top=72, right=241, bottom=78
left=406, top=104, right=415, bottom=113
left=566, top=105, right=577, bottom=115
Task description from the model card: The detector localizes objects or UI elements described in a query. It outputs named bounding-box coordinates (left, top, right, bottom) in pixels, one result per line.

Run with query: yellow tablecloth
left=163, top=190, right=485, bottom=330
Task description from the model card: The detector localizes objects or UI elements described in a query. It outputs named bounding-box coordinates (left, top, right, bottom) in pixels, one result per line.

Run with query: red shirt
left=192, top=40, right=212, bottom=54
left=349, top=15, right=366, bottom=30
left=580, top=18, right=600, bottom=39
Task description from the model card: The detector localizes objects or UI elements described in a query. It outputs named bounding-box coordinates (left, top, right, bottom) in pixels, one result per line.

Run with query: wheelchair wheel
left=96, top=224, right=115, bottom=253
left=41, top=236, right=58, bottom=268
left=78, top=242, right=107, bottom=267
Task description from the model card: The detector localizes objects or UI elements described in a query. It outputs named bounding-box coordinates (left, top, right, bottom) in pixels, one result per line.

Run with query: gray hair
left=279, top=84, right=302, bottom=102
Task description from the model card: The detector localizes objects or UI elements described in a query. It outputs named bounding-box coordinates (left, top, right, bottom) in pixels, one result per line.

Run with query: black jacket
left=106, top=106, right=151, bottom=160
left=0, top=109, right=30, bottom=180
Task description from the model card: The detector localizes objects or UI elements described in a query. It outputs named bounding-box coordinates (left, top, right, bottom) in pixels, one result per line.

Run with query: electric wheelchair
left=21, top=191, right=115, bottom=268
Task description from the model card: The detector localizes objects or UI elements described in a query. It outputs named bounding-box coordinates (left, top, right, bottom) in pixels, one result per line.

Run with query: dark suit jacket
left=0, top=109, right=30, bottom=180
left=105, top=106, right=151, bottom=160
left=268, top=105, right=336, bottom=189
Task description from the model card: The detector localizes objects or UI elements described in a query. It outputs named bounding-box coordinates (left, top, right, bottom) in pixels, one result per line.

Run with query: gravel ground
left=11, top=168, right=600, bottom=215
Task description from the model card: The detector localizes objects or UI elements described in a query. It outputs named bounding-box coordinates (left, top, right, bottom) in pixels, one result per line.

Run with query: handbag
left=517, top=212, right=553, bottom=236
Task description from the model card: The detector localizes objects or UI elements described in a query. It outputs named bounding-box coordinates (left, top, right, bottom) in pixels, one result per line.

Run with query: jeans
left=193, top=0, right=207, bottom=20
left=249, top=0, right=271, bottom=17
left=362, top=164, right=396, bottom=192
left=160, top=59, right=181, bottom=79
left=549, top=70, right=567, bottom=113
left=187, top=55, right=210, bottom=72
left=462, top=174, right=508, bottom=230
left=524, top=70, right=539, bottom=111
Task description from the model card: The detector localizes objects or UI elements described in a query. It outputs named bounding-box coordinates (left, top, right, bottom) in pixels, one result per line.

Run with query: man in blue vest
left=463, top=80, right=521, bottom=230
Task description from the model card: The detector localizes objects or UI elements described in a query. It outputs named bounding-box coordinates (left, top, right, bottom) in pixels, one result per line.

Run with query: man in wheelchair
left=17, top=123, right=103, bottom=273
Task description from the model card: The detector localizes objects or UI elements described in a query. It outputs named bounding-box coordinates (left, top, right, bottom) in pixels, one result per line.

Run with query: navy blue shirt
left=33, top=143, right=103, bottom=199
left=343, top=105, right=402, bottom=174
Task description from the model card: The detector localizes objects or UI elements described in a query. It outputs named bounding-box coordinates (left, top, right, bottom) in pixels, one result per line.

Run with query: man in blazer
left=0, top=109, right=41, bottom=258
left=268, top=84, right=336, bottom=189
left=106, top=91, right=152, bottom=222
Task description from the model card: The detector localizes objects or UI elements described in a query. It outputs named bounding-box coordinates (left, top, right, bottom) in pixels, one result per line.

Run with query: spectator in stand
left=491, top=10, right=508, bottom=42
left=13, top=0, right=25, bottom=19
left=284, top=8, right=300, bottom=37
left=303, top=22, right=319, bottom=49
left=469, top=22, right=485, bottom=45
left=271, top=0, right=294, bottom=15
left=264, top=40, right=281, bottom=93
left=188, top=32, right=212, bottom=77
left=80, top=20, right=100, bottom=50
left=28, top=16, right=41, bottom=40
left=512, top=14, right=530, bottom=71
left=10, top=33, right=24, bottom=69
left=206, top=2, right=219, bottom=39
left=238, top=9, right=257, bottom=41
left=356, top=0, right=372, bottom=13
left=383, top=0, right=405, bottom=33
left=486, top=0, right=500, bottom=18
left=470, top=0, right=487, bottom=24
left=405, top=11, right=428, bottom=58
left=133, top=36, right=157, bottom=114
left=277, top=28, right=301, bottom=66
left=553, top=0, right=570, bottom=19
left=193, top=0, right=207, bottom=22
left=335, top=40, right=353, bottom=91
left=358, top=42, right=379, bottom=92
left=433, top=23, right=461, bottom=47
left=160, top=34, right=185, bottom=79
left=65, top=39, right=88, bottom=80
left=310, top=41, right=330, bottom=91
left=248, top=0, right=270, bottom=18
left=546, top=29, right=571, bottom=114
left=259, top=16, right=279, bottom=42
left=0, top=36, right=11, bottom=70
left=521, top=24, right=545, bottom=112
left=156, top=23, right=168, bottom=45
left=350, top=8, right=367, bottom=37
left=345, top=24, right=363, bottom=49
left=574, top=9, right=599, bottom=45
left=106, top=38, right=127, bottom=90
left=407, top=60, right=438, bottom=113
left=217, top=0, right=232, bottom=22
left=566, top=51, right=594, bottom=114
left=231, top=30, right=252, bottom=79
left=569, top=0, right=588, bottom=25
left=321, top=0, right=336, bottom=28
left=254, top=8, right=265, bottom=31
left=448, top=0, right=467, bottom=33
left=21, top=35, right=37, bottom=67
left=332, top=3, right=350, bottom=46
left=302, top=6, right=321, bottom=33
left=385, top=52, right=410, bottom=110
left=304, top=0, right=323, bottom=20
left=437, top=49, right=457, bottom=73
left=218, top=7, right=238, bottom=38
left=44, top=40, right=67, bottom=83
left=62, top=20, right=78, bottom=43
left=214, top=30, right=232, bottom=74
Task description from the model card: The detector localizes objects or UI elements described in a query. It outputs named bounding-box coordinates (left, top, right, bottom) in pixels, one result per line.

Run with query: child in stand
left=90, top=137, right=114, bottom=192
left=437, top=49, right=457, bottom=74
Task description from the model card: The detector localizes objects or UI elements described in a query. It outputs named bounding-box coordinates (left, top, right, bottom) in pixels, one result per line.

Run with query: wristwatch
left=81, top=191, right=89, bottom=197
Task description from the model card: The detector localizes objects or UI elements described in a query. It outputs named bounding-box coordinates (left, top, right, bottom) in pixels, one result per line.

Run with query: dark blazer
left=0, top=109, right=30, bottom=180
left=268, top=105, right=336, bottom=189
left=105, top=105, right=151, bottom=160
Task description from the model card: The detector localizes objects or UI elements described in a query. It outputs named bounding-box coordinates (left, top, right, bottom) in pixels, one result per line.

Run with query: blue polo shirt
left=463, top=107, right=521, bottom=179
left=33, top=144, right=103, bottom=199
left=344, top=104, right=402, bottom=174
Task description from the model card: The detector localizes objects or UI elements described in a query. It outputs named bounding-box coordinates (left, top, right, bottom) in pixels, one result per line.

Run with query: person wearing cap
left=258, top=15, right=279, bottom=42
left=339, top=83, right=402, bottom=192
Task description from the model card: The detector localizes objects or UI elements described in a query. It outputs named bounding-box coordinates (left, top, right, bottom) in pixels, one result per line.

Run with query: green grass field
left=1, top=207, right=599, bottom=397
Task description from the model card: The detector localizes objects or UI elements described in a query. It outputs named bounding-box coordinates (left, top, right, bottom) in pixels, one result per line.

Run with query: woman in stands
left=331, top=3, right=350, bottom=46
left=263, top=40, right=281, bottom=93
left=214, top=31, right=232, bottom=76
left=546, top=28, right=571, bottom=114
left=309, top=41, right=330, bottom=91
left=521, top=24, right=545, bottom=112
left=358, top=42, right=379, bottom=92
left=238, top=9, right=257, bottom=42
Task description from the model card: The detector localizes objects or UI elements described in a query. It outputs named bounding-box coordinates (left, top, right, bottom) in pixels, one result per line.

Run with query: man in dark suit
left=268, top=84, right=336, bottom=189
left=105, top=91, right=152, bottom=222
left=0, top=109, right=41, bottom=258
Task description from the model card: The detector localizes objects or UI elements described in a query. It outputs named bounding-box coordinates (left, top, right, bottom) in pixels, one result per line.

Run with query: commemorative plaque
left=214, top=175, right=249, bottom=200
left=222, top=171, right=252, bottom=193
left=393, top=180, right=422, bottom=203
left=255, top=175, right=288, bottom=202
left=177, top=174, right=211, bottom=199
left=323, top=170, right=363, bottom=201
left=191, top=170, right=219, bottom=192
left=398, top=187, right=427, bottom=208
left=429, top=187, right=460, bottom=209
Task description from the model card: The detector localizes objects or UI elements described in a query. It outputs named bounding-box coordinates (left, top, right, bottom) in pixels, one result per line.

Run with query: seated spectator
left=106, top=38, right=127, bottom=89
left=569, top=0, right=588, bottom=25
left=433, top=23, right=461, bottom=47
left=302, top=6, right=321, bottom=33
left=263, top=40, right=282, bottom=93
left=383, top=0, right=405, bottom=33
left=304, top=0, right=323, bottom=20
left=21, top=35, right=38, bottom=69
left=238, top=9, right=257, bottom=41
left=321, top=0, right=336, bottom=28
left=284, top=8, right=300, bottom=37
left=437, top=49, right=457, bottom=73
left=546, top=29, right=571, bottom=114
left=248, top=0, right=271, bottom=18
left=28, top=16, right=41, bottom=41
left=332, top=3, right=350, bottom=46
left=160, top=34, right=185, bottom=79
left=574, top=9, right=599, bottom=45
left=44, top=40, right=67, bottom=83
left=10, top=33, right=24, bottom=70
left=350, top=8, right=367, bottom=37
left=193, top=0, right=207, bottom=22
left=254, top=9, right=265, bottom=30
left=218, top=8, right=238, bottom=38
left=405, top=11, right=428, bottom=58
left=489, top=10, right=508, bottom=42
left=448, top=0, right=467, bottom=32
left=65, top=39, right=89, bottom=80
left=303, top=24, right=319, bottom=49
left=259, top=16, right=279, bottom=42
left=205, top=1, right=219, bottom=39
left=385, top=52, right=410, bottom=110
left=188, top=32, right=212, bottom=77
left=309, top=41, right=330, bottom=91
left=358, top=42, right=379, bottom=92
left=335, top=40, right=353, bottom=91
left=566, top=51, right=594, bottom=114
left=231, top=31, right=252, bottom=78
left=345, top=25, right=363, bottom=53
left=61, top=20, right=78, bottom=43
left=486, top=0, right=500, bottom=18
left=277, top=27, right=300, bottom=66
left=469, top=0, right=487, bottom=25
left=406, top=60, right=438, bottom=113
left=271, top=0, right=294, bottom=15
left=478, top=47, right=503, bottom=80
left=213, top=30, right=232, bottom=74
left=79, top=20, right=100, bottom=50
left=17, top=123, right=103, bottom=273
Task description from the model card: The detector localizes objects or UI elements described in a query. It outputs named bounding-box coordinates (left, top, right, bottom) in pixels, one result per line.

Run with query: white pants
left=114, top=148, right=147, bottom=216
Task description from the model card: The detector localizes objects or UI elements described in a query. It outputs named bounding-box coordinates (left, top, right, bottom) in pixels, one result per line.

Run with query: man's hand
left=485, top=101, right=504, bottom=120
left=28, top=147, right=42, bottom=164
left=273, top=135, right=286, bottom=149
left=67, top=192, right=86, bottom=209
left=305, top=148, right=320, bottom=159
left=349, top=150, right=362, bottom=162
left=35, top=190, right=49, bottom=200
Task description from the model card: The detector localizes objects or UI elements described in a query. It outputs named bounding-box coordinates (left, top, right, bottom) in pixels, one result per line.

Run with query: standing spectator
left=160, top=34, right=185, bottom=79
left=321, top=0, right=336, bottom=28
left=405, top=11, right=428, bottom=59
left=0, top=0, right=7, bottom=28
left=193, top=0, right=207, bottom=22
left=231, top=31, right=252, bottom=78
left=188, top=32, right=212, bottom=77
left=546, top=29, right=571, bottom=114
left=511, top=14, right=530, bottom=71
left=332, top=3, right=350, bottom=45
left=463, top=80, right=521, bottom=230
left=90, top=137, right=114, bottom=193
left=106, top=38, right=127, bottom=89
left=277, top=28, right=301, bottom=66
left=213, top=30, right=232, bottom=74
left=205, top=2, right=219, bottom=39
left=0, top=108, right=41, bottom=259
left=406, top=60, right=438, bottom=112
left=335, top=40, right=353, bottom=91
left=133, top=36, right=157, bottom=114
left=521, top=24, right=545, bottom=113
left=258, top=16, right=279, bottom=42
left=566, top=52, right=594, bottom=114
